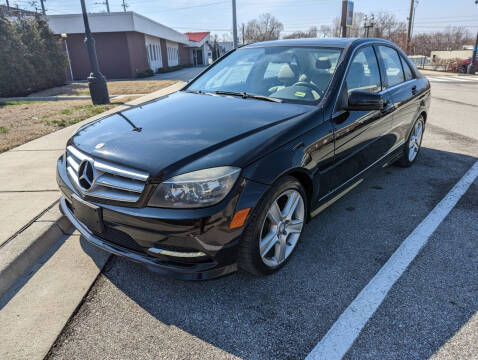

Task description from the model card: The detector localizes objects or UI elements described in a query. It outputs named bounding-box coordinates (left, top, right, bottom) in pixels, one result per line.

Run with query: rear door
left=329, top=45, right=394, bottom=191
left=376, top=45, right=421, bottom=149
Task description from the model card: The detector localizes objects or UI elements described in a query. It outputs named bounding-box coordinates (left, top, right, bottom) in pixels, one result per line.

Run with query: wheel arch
left=419, top=109, right=427, bottom=123
left=272, top=167, right=315, bottom=222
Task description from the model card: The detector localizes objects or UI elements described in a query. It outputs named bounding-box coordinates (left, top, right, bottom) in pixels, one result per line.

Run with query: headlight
left=148, top=167, right=241, bottom=208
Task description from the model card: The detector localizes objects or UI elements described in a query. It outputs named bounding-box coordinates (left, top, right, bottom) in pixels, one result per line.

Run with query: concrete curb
left=0, top=202, right=72, bottom=298
left=0, top=94, right=147, bottom=102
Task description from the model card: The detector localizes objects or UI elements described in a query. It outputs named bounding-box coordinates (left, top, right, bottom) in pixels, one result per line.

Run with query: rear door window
left=401, top=56, right=414, bottom=81
left=378, top=46, right=405, bottom=88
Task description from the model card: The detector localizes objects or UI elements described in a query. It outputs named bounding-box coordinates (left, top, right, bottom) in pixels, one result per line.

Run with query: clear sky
left=9, top=0, right=478, bottom=38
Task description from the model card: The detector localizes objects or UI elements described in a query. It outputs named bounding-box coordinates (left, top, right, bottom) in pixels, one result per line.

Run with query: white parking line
left=427, top=77, right=449, bottom=82
left=427, top=76, right=478, bottom=83
left=306, top=160, right=478, bottom=360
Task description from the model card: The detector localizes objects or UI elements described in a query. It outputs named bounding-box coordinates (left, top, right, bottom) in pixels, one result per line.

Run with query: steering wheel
left=292, top=82, right=324, bottom=98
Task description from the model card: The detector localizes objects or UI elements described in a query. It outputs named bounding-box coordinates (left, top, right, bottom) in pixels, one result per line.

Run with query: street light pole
left=80, top=0, right=110, bottom=105
left=469, top=31, right=478, bottom=74
left=468, top=0, right=478, bottom=74
left=406, top=0, right=415, bottom=54
left=232, top=0, right=238, bottom=48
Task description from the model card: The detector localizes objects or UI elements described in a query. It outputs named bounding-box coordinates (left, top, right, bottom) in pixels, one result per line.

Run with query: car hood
left=69, top=91, right=312, bottom=179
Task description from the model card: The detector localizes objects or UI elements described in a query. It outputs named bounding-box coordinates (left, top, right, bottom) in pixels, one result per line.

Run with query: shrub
left=136, top=68, right=154, bottom=78
left=0, top=14, right=67, bottom=97
left=155, top=65, right=184, bottom=74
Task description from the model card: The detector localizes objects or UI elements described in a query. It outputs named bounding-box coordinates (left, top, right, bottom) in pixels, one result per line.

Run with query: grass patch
left=0, top=100, right=46, bottom=106
left=44, top=103, right=123, bottom=128
left=0, top=126, right=8, bottom=134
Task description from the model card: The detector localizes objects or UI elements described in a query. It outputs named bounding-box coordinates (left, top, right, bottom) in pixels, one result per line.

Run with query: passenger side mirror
left=346, top=90, right=384, bottom=111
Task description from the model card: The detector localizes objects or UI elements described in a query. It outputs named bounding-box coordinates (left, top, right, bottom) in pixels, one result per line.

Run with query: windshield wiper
left=183, top=89, right=215, bottom=96
left=215, top=91, right=282, bottom=103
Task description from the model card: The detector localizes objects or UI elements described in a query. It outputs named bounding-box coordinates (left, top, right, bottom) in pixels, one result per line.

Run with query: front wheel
left=238, top=176, right=307, bottom=275
left=396, top=116, right=425, bottom=167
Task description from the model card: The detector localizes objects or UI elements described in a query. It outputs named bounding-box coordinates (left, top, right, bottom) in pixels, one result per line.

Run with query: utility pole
left=406, top=0, right=415, bottom=54
left=363, top=14, right=374, bottom=38
left=6, top=0, right=10, bottom=10
left=241, top=23, right=245, bottom=45
left=121, top=0, right=128, bottom=12
left=340, top=1, right=353, bottom=38
left=95, top=0, right=110, bottom=13
left=80, top=0, right=110, bottom=105
left=232, top=0, right=238, bottom=48
left=39, top=0, right=46, bottom=14
left=341, top=0, right=347, bottom=38
left=468, top=0, right=478, bottom=74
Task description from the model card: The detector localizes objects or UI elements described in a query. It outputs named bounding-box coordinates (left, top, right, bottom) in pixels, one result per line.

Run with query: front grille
left=66, top=145, right=149, bottom=203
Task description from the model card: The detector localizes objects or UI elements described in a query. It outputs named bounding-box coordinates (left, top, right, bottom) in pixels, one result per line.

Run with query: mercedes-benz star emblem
left=78, top=160, right=95, bottom=190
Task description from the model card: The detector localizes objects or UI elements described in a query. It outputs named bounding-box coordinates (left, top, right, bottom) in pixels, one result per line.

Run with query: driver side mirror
left=346, top=90, right=385, bottom=111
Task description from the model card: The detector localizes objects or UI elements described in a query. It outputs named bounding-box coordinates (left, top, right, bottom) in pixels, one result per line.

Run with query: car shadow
left=57, top=146, right=478, bottom=359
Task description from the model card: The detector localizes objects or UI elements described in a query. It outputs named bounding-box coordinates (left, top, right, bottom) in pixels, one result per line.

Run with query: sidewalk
left=0, top=80, right=185, bottom=250
left=0, top=81, right=185, bottom=359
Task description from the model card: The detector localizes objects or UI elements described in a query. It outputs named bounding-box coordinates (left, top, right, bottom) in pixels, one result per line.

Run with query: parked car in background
left=57, top=38, right=430, bottom=279
left=450, top=57, right=478, bottom=73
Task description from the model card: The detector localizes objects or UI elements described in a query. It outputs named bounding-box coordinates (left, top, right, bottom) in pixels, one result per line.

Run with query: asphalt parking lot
left=47, top=79, right=478, bottom=360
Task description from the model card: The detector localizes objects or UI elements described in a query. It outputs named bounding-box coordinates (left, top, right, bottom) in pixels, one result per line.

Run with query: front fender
left=242, top=119, right=334, bottom=206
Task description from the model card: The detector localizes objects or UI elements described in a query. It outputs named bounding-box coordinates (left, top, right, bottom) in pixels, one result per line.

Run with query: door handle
left=411, top=85, right=417, bottom=95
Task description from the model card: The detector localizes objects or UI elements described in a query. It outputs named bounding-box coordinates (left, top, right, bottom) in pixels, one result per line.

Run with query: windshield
left=186, top=46, right=342, bottom=104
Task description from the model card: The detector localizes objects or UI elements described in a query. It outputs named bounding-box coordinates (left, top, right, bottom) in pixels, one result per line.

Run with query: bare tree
left=243, top=13, right=284, bottom=44
left=283, top=26, right=318, bottom=39
left=319, top=25, right=333, bottom=38
left=220, top=33, right=232, bottom=42
left=411, top=26, right=473, bottom=56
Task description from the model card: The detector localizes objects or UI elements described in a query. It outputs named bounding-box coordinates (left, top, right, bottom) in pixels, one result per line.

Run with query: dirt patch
left=28, top=80, right=177, bottom=97
left=0, top=98, right=136, bottom=153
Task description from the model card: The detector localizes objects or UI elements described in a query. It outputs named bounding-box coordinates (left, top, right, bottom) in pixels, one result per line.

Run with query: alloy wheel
left=259, top=189, right=305, bottom=268
left=408, top=119, right=424, bottom=162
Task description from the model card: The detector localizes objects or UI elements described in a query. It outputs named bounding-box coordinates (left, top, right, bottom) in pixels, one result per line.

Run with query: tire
left=238, top=176, right=307, bottom=275
left=396, top=116, right=425, bottom=167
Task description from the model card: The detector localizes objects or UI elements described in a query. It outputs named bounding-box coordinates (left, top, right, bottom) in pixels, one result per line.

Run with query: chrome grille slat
left=95, top=173, right=144, bottom=193
left=67, top=145, right=91, bottom=162
left=67, top=165, right=81, bottom=188
left=94, top=160, right=149, bottom=181
left=86, top=188, right=140, bottom=202
left=66, top=156, right=80, bottom=173
left=65, top=146, right=149, bottom=203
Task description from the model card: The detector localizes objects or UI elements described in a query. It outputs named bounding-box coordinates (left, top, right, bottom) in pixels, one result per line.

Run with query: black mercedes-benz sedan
left=57, top=38, right=430, bottom=279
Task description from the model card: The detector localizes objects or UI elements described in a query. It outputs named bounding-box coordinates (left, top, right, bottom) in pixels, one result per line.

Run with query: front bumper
left=56, top=155, right=269, bottom=280
left=60, top=197, right=237, bottom=279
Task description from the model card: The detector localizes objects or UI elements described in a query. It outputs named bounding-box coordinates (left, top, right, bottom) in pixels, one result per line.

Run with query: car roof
left=242, top=37, right=394, bottom=49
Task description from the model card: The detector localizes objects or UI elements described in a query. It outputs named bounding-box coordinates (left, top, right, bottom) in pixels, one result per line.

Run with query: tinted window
left=346, top=46, right=381, bottom=93
left=401, top=56, right=414, bottom=81
left=187, top=46, right=342, bottom=104
left=378, top=46, right=405, bottom=88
